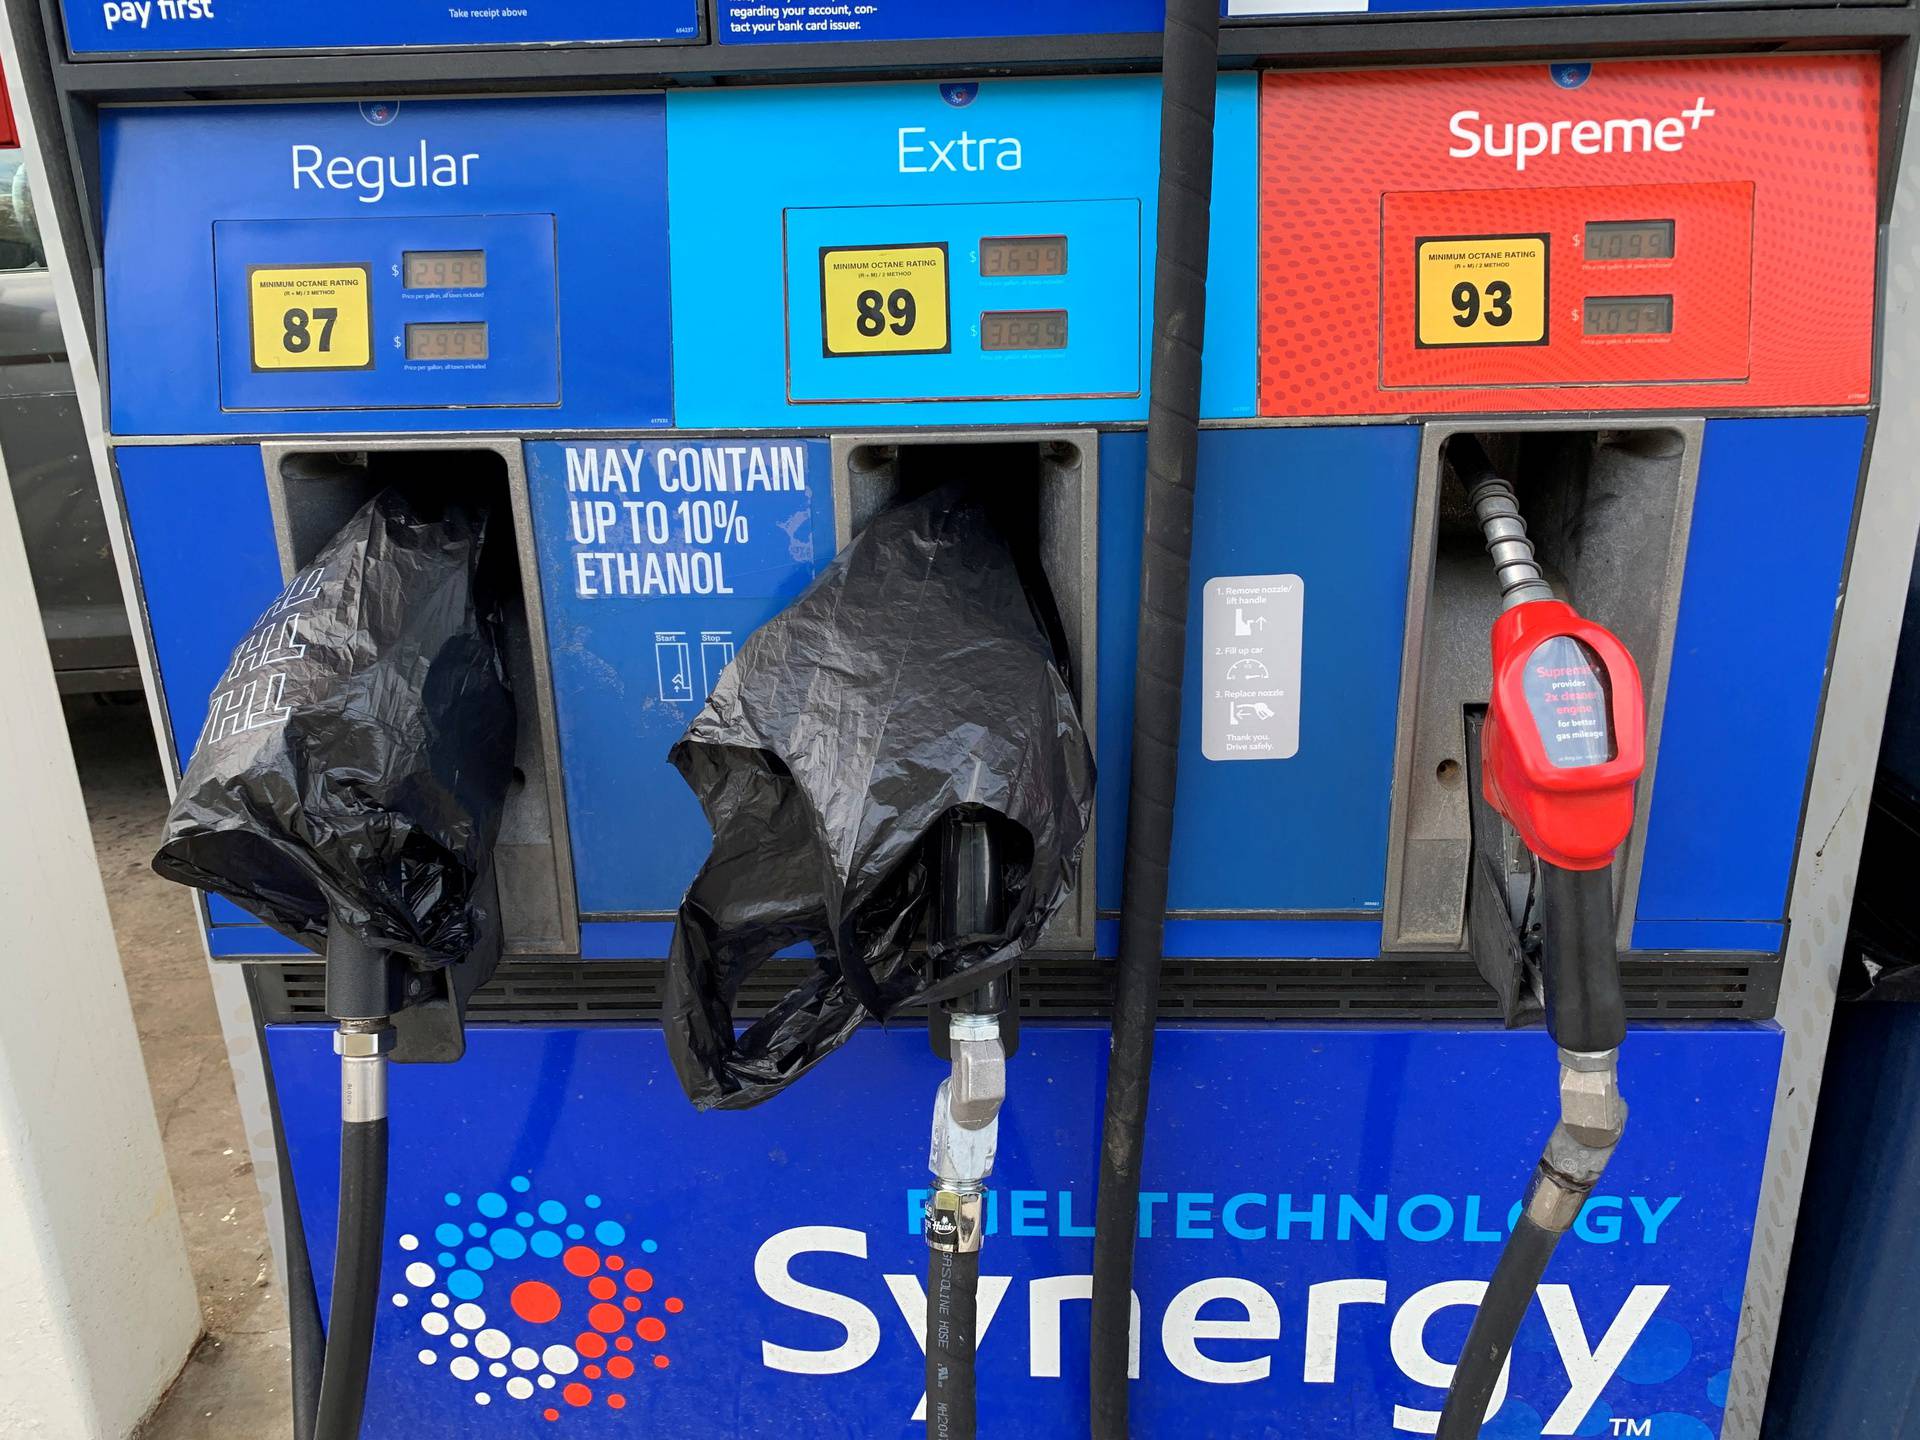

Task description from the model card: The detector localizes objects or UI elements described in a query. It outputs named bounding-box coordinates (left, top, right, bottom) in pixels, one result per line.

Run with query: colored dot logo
left=394, top=1177, right=684, bottom=1418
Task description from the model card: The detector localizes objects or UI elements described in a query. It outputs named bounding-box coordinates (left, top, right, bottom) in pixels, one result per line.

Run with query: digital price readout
left=1585, top=220, right=1676, bottom=261
left=403, top=249, right=488, bottom=290
left=1584, top=296, right=1673, bottom=336
left=405, top=322, right=490, bottom=360
left=980, top=235, right=1068, bottom=277
left=981, top=310, right=1069, bottom=351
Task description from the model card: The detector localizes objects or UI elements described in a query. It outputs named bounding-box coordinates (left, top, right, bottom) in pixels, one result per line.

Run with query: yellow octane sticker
left=1416, top=236, right=1549, bottom=348
left=819, top=243, right=950, bottom=357
left=249, top=264, right=373, bottom=371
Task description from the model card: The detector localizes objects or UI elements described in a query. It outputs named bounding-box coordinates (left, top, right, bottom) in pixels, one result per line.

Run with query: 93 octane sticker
left=1415, top=235, right=1549, bottom=348
left=819, top=243, right=950, bottom=358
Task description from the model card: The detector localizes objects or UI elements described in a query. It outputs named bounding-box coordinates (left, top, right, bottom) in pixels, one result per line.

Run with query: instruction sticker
left=819, top=243, right=950, bottom=357
left=1202, top=575, right=1303, bottom=762
left=247, top=264, right=372, bottom=372
left=1414, top=235, right=1548, bottom=348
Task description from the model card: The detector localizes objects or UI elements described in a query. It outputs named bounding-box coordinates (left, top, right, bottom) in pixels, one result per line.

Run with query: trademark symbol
left=1610, top=1420, right=1652, bottom=1437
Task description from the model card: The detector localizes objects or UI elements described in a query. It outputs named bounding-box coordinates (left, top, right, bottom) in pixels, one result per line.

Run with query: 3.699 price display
left=819, top=242, right=950, bottom=358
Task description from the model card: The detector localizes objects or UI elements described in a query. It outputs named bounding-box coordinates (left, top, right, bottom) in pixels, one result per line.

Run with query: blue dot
left=444, top=1192, right=462, bottom=1207
left=641, top=1239, right=658, bottom=1254
left=594, top=1221, right=627, bottom=1246
left=468, top=1222, right=487, bottom=1238
left=516, top=1212, right=534, bottom=1228
left=1573, top=1400, right=1613, bottom=1436
left=1619, top=1318, right=1693, bottom=1385
left=435, top=1223, right=463, bottom=1246
left=510, top=1176, right=532, bottom=1193
left=585, top=1195, right=602, bottom=1209
left=478, top=1192, right=508, bottom=1219
left=1706, top=1370, right=1731, bottom=1408
left=566, top=1224, right=584, bottom=1240
left=490, top=1229, right=527, bottom=1260
left=438, top=1253, right=457, bottom=1268
left=447, top=1270, right=484, bottom=1300
left=538, top=1200, right=567, bottom=1224
left=1648, top=1416, right=1715, bottom=1440
left=464, top=1247, right=494, bottom=1272
left=531, top=1230, right=563, bottom=1259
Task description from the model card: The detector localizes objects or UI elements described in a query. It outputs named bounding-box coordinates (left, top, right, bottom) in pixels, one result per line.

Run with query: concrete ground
left=68, top=695, right=293, bottom=1440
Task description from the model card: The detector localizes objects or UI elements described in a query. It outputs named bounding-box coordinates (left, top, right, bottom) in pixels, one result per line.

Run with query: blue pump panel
left=102, top=97, right=671, bottom=435
left=62, top=0, right=700, bottom=56
left=784, top=200, right=1140, bottom=404
left=669, top=76, right=1258, bottom=428
left=213, top=214, right=560, bottom=411
left=270, top=1020, right=1780, bottom=1437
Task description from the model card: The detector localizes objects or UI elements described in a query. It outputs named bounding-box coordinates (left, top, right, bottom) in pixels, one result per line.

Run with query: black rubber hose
left=263, top=1031, right=324, bottom=1440
left=1088, top=2, right=1220, bottom=1434
left=1437, top=1216, right=1562, bottom=1438
left=1537, top=864, right=1627, bottom=1053
left=312, top=1114, right=389, bottom=1440
left=926, top=1246, right=980, bottom=1440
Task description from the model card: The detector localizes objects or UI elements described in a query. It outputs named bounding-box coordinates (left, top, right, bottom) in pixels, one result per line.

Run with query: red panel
left=1258, top=56, right=1880, bottom=417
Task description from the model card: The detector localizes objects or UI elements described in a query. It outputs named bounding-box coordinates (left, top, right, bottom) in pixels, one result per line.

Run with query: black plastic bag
left=666, top=484, right=1095, bottom=1109
left=154, top=488, right=515, bottom=966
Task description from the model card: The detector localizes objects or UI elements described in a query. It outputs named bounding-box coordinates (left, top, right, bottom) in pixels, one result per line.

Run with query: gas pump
left=3, top=0, right=1917, bottom=1435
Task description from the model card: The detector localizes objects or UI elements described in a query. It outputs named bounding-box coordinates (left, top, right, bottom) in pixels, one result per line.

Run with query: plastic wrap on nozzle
left=665, top=483, right=1095, bottom=1110
left=152, top=488, right=516, bottom=966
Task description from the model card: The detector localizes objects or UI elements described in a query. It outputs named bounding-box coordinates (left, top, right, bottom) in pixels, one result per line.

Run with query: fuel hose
left=926, top=1246, right=981, bottom=1440
left=1088, top=1, right=1221, bottom=1433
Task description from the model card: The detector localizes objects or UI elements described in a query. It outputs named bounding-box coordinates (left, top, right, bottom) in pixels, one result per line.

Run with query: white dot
left=420, top=1313, right=449, bottom=1337
left=399, top=1234, right=420, bottom=1251
left=432, top=1294, right=449, bottom=1309
left=390, top=1294, right=408, bottom=1309
left=451, top=1334, right=469, bottom=1349
left=417, top=1349, right=437, bottom=1366
left=475, top=1329, right=511, bottom=1360
left=537, top=1375, right=555, bottom=1390
left=506, top=1377, right=534, bottom=1400
left=475, top=1393, right=491, bottom=1406
left=511, top=1347, right=539, bottom=1371
left=404, top=1262, right=435, bottom=1288
left=540, top=1345, right=579, bottom=1376
left=489, top=1362, right=507, bottom=1378
left=449, top=1356, right=479, bottom=1382
left=453, top=1303, right=486, bottom=1330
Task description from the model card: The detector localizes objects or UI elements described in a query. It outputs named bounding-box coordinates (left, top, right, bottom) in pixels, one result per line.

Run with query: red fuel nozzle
left=1481, top=599, right=1645, bottom=872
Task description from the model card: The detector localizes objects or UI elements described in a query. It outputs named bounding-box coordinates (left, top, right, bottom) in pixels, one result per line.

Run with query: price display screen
left=1583, top=296, right=1674, bottom=336
left=1584, top=221, right=1675, bottom=261
left=980, top=235, right=1068, bottom=278
left=402, top=250, right=488, bottom=290
left=981, top=310, right=1068, bottom=351
left=405, top=322, right=489, bottom=360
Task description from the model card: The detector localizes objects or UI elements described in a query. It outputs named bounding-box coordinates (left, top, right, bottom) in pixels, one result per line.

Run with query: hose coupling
left=1467, top=474, right=1555, bottom=609
left=335, top=1021, right=396, bottom=1124
left=925, top=1187, right=986, bottom=1255
left=928, top=1014, right=1004, bottom=1253
left=1523, top=1048, right=1627, bottom=1234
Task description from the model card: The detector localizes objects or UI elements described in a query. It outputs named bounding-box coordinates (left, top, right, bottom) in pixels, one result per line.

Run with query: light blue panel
left=1634, top=416, right=1865, bottom=937
left=524, top=438, right=834, bottom=916
left=1098, top=426, right=1420, bottom=914
left=668, top=75, right=1257, bottom=428
left=784, top=199, right=1140, bottom=404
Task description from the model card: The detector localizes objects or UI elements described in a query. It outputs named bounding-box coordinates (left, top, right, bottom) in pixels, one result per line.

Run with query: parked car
left=0, top=140, right=140, bottom=693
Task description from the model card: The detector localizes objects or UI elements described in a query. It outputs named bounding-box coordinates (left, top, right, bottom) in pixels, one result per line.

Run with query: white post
left=0, top=442, right=202, bottom=1427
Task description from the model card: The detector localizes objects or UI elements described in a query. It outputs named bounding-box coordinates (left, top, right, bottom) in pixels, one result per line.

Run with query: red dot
left=665, top=1297, right=684, bottom=1314
left=624, top=1297, right=642, bottom=1312
left=575, top=1332, right=608, bottom=1359
left=606, top=1256, right=624, bottom=1271
left=652, top=1355, right=670, bottom=1369
left=511, top=1280, right=563, bottom=1326
left=588, top=1276, right=617, bottom=1301
left=608, top=1356, right=635, bottom=1379
left=608, top=1394, right=627, bottom=1410
left=636, top=1317, right=667, bottom=1343
left=563, top=1246, right=602, bottom=1278
left=543, top=1408, right=559, bottom=1422
left=584, top=1365, right=602, bottom=1380
left=562, top=1383, right=591, bottom=1408
left=625, top=1268, right=654, bottom=1293
left=589, top=1303, right=625, bottom=1334
left=614, top=1336, right=634, bottom=1352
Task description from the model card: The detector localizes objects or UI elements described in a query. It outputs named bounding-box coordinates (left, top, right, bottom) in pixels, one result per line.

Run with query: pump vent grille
left=249, top=954, right=1779, bottom=1025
